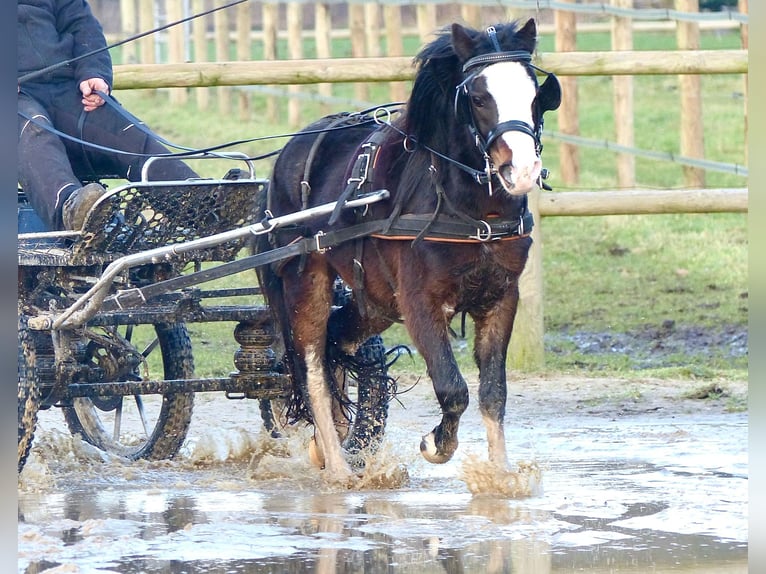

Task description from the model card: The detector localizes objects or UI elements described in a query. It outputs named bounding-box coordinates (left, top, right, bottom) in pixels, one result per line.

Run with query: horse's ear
left=517, top=18, right=538, bottom=52
left=537, top=73, right=562, bottom=113
left=451, top=23, right=475, bottom=63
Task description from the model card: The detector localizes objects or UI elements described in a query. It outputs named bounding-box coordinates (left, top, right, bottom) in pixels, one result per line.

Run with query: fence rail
left=112, top=49, right=747, bottom=89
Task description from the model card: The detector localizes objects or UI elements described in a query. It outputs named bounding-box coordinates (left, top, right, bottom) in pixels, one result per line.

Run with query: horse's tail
left=252, top=187, right=313, bottom=425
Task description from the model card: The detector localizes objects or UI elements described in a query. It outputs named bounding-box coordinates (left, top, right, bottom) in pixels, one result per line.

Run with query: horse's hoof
left=420, top=432, right=455, bottom=464
left=308, top=436, right=325, bottom=469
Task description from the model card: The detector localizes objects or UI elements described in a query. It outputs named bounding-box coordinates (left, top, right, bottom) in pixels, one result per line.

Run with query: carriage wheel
left=259, top=334, right=392, bottom=457
left=342, top=334, right=391, bottom=455
left=62, top=323, right=194, bottom=461
left=18, top=314, right=40, bottom=474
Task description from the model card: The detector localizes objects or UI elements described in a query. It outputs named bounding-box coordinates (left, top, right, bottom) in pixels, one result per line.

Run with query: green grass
left=111, top=27, right=747, bottom=381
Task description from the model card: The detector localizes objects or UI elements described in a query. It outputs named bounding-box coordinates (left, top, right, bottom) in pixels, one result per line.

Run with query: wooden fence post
left=554, top=1, right=580, bottom=185
left=349, top=3, right=368, bottom=102
left=192, top=0, right=210, bottom=111
left=416, top=4, right=437, bottom=46
left=166, top=0, right=187, bottom=105
left=739, top=0, right=748, bottom=165
left=364, top=3, right=381, bottom=59
left=262, top=2, right=278, bottom=123
left=287, top=2, right=304, bottom=127
left=119, top=0, right=138, bottom=64
left=460, top=5, right=482, bottom=28
left=676, top=0, right=705, bottom=187
left=509, top=188, right=545, bottom=370
left=315, top=3, right=333, bottom=115
left=138, top=0, right=156, bottom=97
left=383, top=5, right=406, bottom=103
left=612, top=0, right=635, bottom=188
left=215, top=0, right=233, bottom=114
left=236, top=0, right=252, bottom=120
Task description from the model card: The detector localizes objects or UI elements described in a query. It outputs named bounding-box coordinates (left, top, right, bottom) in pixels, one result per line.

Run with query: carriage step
left=66, top=374, right=290, bottom=400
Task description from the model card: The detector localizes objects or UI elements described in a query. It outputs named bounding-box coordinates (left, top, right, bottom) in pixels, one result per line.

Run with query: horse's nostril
left=499, top=163, right=514, bottom=184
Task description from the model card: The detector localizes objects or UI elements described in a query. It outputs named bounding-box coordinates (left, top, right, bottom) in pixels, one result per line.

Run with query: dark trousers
left=18, top=82, right=198, bottom=230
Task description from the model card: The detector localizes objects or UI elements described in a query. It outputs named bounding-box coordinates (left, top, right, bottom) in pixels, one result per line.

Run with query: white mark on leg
left=305, top=346, right=352, bottom=483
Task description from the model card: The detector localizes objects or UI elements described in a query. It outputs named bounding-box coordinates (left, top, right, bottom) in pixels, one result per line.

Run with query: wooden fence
left=108, top=0, right=748, bottom=187
left=103, top=0, right=748, bottom=369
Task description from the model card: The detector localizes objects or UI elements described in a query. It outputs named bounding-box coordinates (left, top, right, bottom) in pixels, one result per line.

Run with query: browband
left=462, top=50, right=532, bottom=74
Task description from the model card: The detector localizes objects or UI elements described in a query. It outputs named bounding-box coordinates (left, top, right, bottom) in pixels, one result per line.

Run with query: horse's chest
left=451, top=246, right=524, bottom=308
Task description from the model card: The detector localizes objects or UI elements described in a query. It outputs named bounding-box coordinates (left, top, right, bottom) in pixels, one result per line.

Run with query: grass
left=110, top=27, right=747, bottom=381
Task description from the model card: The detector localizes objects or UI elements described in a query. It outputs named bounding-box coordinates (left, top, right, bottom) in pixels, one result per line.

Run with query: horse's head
left=452, top=19, right=561, bottom=195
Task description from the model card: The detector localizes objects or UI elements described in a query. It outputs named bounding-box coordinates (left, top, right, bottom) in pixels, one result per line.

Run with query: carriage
left=18, top=19, right=560, bottom=484
left=17, top=153, right=392, bottom=473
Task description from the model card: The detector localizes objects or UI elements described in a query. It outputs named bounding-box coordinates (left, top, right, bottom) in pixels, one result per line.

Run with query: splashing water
left=460, top=455, right=542, bottom=497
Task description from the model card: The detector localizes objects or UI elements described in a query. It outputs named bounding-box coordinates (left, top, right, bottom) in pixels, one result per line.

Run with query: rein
left=17, top=93, right=397, bottom=163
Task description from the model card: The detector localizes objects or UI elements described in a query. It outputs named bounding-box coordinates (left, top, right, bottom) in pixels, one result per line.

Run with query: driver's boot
left=61, top=182, right=107, bottom=230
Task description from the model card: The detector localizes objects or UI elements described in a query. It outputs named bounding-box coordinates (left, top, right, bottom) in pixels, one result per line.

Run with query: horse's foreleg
left=473, top=298, right=519, bottom=467
left=408, top=325, right=469, bottom=464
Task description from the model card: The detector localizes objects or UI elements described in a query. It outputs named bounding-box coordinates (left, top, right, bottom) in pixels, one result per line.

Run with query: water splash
left=459, top=456, right=542, bottom=498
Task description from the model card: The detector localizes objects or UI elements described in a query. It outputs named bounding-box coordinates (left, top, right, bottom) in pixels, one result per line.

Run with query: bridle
left=453, top=26, right=559, bottom=189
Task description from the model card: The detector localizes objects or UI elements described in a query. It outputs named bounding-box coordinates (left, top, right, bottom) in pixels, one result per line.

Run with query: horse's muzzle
left=496, top=157, right=542, bottom=196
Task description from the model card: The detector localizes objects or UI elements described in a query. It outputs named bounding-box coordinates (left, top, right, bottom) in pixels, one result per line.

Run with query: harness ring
left=471, top=220, right=493, bottom=242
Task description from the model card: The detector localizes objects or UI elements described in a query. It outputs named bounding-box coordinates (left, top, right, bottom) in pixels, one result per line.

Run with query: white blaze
left=481, top=62, right=541, bottom=191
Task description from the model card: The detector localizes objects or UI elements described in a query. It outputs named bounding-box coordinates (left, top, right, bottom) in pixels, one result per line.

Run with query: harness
left=293, top=116, right=533, bottom=248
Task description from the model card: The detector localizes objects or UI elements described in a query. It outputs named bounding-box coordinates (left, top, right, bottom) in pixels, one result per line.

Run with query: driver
left=18, top=0, right=199, bottom=231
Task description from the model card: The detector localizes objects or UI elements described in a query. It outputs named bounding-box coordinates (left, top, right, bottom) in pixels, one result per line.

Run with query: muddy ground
left=545, top=322, right=748, bottom=370
left=18, top=366, right=747, bottom=573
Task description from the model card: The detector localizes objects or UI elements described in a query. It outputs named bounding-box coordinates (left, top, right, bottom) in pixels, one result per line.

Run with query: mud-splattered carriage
left=17, top=153, right=392, bottom=473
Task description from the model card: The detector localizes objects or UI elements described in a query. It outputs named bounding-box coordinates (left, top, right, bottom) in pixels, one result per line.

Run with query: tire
left=18, top=314, right=40, bottom=474
left=342, top=334, right=392, bottom=455
left=62, top=323, right=195, bottom=461
left=259, top=335, right=392, bottom=456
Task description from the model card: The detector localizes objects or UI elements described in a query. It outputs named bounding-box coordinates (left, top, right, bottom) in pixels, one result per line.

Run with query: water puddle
left=18, top=379, right=748, bottom=573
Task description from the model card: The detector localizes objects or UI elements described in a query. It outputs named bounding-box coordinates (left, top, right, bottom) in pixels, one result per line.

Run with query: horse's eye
left=471, top=95, right=484, bottom=107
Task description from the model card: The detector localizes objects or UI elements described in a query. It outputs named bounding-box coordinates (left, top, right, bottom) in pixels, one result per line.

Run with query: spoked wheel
left=62, top=322, right=194, bottom=461
left=18, top=313, right=40, bottom=474
left=261, top=334, right=393, bottom=455
left=341, top=334, right=392, bottom=455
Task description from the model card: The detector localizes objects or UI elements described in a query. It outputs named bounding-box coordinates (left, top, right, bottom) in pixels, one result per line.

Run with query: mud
left=546, top=323, right=748, bottom=369
left=18, top=375, right=747, bottom=573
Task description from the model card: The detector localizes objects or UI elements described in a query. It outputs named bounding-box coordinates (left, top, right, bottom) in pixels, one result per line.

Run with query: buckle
left=470, top=220, right=493, bottom=242
left=314, top=231, right=329, bottom=253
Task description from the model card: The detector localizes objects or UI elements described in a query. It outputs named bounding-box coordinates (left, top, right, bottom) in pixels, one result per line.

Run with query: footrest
left=73, top=178, right=267, bottom=261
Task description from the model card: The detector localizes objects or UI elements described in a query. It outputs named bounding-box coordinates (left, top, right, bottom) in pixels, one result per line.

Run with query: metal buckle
left=347, top=145, right=372, bottom=189
left=314, top=231, right=328, bottom=253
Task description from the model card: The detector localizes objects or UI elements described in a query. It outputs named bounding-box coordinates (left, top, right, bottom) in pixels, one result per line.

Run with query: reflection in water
left=18, top=481, right=746, bottom=574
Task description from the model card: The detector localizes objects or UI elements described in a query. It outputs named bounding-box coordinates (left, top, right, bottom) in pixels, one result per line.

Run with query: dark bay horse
left=257, top=19, right=561, bottom=483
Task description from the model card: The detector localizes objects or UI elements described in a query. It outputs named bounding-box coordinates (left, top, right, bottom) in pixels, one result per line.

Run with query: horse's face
left=452, top=20, right=561, bottom=196
left=470, top=62, right=542, bottom=195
